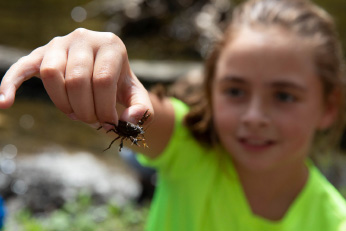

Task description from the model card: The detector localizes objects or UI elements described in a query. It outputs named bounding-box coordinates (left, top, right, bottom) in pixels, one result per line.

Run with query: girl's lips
left=238, top=138, right=275, bottom=152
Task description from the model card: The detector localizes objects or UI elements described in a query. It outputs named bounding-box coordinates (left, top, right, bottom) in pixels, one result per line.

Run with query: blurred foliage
left=5, top=192, right=149, bottom=231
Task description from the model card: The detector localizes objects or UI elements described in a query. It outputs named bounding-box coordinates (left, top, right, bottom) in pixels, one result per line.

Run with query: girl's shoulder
left=293, top=163, right=346, bottom=228
left=310, top=165, right=346, bottom=213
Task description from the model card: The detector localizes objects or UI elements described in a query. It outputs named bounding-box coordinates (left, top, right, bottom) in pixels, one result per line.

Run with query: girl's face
left=212, top=27, right=335, bottom=172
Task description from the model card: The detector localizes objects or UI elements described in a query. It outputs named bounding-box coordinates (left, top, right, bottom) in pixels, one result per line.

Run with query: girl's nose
left=241, top=98, right=269, bottom=129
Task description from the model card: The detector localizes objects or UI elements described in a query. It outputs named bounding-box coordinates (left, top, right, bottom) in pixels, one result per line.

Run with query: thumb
left=118, top=71, right=153, bottom=125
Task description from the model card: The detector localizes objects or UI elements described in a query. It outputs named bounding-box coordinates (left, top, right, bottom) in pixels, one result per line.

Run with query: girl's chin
left=227, top=148, right=282, bottom=173
left=232, top=158, right=278, bottom=173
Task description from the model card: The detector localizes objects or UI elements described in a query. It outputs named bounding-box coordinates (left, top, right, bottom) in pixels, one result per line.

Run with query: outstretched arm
left=0, top=28, right=175, bottom=158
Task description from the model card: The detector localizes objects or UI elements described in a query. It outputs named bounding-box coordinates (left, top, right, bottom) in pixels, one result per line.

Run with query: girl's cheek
left=213, top=104, right=238, bottom=134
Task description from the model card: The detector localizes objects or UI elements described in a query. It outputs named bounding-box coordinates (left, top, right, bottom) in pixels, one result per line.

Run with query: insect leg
left=140, top=136, right=149, bottom=148
left=106, top=129, right=117, bottom=134
left=103, top=136, right=121, bottom=152
left=119, top=137, right=126, bottom=152
left=138, top=109, right=151, bottom=125
left=129, top=136, right=140, bottom=146
left=97, top=122, right=119, bottom=134
left=135, top=135, right=149, bottom=148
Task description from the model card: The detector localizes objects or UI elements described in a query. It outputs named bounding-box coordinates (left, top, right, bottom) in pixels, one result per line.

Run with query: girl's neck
left=235, top=160, right=309, bottom=221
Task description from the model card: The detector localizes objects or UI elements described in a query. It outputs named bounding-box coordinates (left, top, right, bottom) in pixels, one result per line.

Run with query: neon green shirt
left=138, top=98, right=346, bottom=230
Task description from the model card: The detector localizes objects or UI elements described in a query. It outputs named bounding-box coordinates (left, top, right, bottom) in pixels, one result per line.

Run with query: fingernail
left=0, top=94, right=5, bottom=102
left=68, top=113, right=78, bottom=121
left=88, top=122, right=101, bottom=129
left=102, top=123, right=114, bottom=131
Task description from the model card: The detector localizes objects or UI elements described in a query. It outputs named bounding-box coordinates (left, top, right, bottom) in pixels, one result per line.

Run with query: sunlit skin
left=212, top=27, right=337, bottom=219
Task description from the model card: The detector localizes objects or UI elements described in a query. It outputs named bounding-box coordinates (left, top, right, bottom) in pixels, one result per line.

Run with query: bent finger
left=40, top=44, right=73, bottom=114
left=92, top=45, right=123, bottom=124
left=65, top=44, right=96, bottom=123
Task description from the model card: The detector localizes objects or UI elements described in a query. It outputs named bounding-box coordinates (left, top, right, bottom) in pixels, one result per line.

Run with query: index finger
left=0, top=47, right=45, bottom=108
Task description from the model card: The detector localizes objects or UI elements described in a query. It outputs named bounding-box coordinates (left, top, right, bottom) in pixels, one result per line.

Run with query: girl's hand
left=0, top=28, right=153, bottom=126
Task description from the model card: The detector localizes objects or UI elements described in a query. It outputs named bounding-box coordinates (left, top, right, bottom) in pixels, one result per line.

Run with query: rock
left=1, top=148, right=140, bottom=214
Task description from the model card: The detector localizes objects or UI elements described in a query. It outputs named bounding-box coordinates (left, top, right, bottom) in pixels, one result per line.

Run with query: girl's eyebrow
left=219, top=75, right=307, bottom=91
left=270, top=81, right=307, bottom=91
left=218, top=75, right=307, bottom=92
left=218, top=75, right=247, bottom=84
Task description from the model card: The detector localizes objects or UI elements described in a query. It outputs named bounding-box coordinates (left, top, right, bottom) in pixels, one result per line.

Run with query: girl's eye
left=275, top=92, right=297, bottom=103
left=225, top=87, right=245, bottom=98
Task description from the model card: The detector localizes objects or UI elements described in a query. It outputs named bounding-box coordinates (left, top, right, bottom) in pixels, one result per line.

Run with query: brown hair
left=183, top=0, right=345, bottom=151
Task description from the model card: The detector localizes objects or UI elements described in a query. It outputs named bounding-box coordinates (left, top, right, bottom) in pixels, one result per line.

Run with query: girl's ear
left=318, top=88, right=341, bottom=130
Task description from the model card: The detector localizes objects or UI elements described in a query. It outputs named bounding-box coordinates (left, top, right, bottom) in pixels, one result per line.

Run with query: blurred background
left=0, top=0, right=345, bottom=230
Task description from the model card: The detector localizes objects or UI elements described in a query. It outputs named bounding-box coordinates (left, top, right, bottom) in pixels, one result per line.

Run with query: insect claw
left=106, top=129, right=117, bottom=134
left=130, top=137, right=140, bottom=147
left=130, top=141, right=139, bottom=147
left=138, top=109, right=151, bottom=125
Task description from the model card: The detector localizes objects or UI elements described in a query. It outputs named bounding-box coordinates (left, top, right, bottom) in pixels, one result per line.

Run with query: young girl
left=1, top=0, right=346, bottom=230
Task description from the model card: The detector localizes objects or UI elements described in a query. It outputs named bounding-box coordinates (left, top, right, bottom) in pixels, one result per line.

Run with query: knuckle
left=40, top=65, right=61, bottom=80
left=102, top=33, right=127, bottom=56
left=116, top=41, right=127, bottom=58
left=64, top=28, right=90, bottom=42
left=68, top=68, right=85, bottom=79
left=72, top=28, right=89, bottom=37
left=65, top=70, right=87, bottom=89
left=28, top=46, right=44, bottom=58
left=48, top=36, right=63, bottom=46
left=72, top=51, right=91, bottom=63
left=103, top=32, right=120, bottom=44
left=93, top=71, right=114, bottom=88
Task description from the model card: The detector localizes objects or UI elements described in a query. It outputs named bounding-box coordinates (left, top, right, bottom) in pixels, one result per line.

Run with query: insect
left=98, top=109, right=151, bottom=152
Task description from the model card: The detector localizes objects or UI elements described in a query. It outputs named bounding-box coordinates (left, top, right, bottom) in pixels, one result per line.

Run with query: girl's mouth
left=238, top=138, right=275, bottom=152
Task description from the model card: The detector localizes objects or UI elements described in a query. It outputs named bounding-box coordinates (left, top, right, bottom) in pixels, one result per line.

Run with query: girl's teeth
left=247, top=140, right=267, bottom=145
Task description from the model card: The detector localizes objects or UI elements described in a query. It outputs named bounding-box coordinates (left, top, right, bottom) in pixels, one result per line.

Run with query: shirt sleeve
left=137, top=97, right=190, bottom=170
